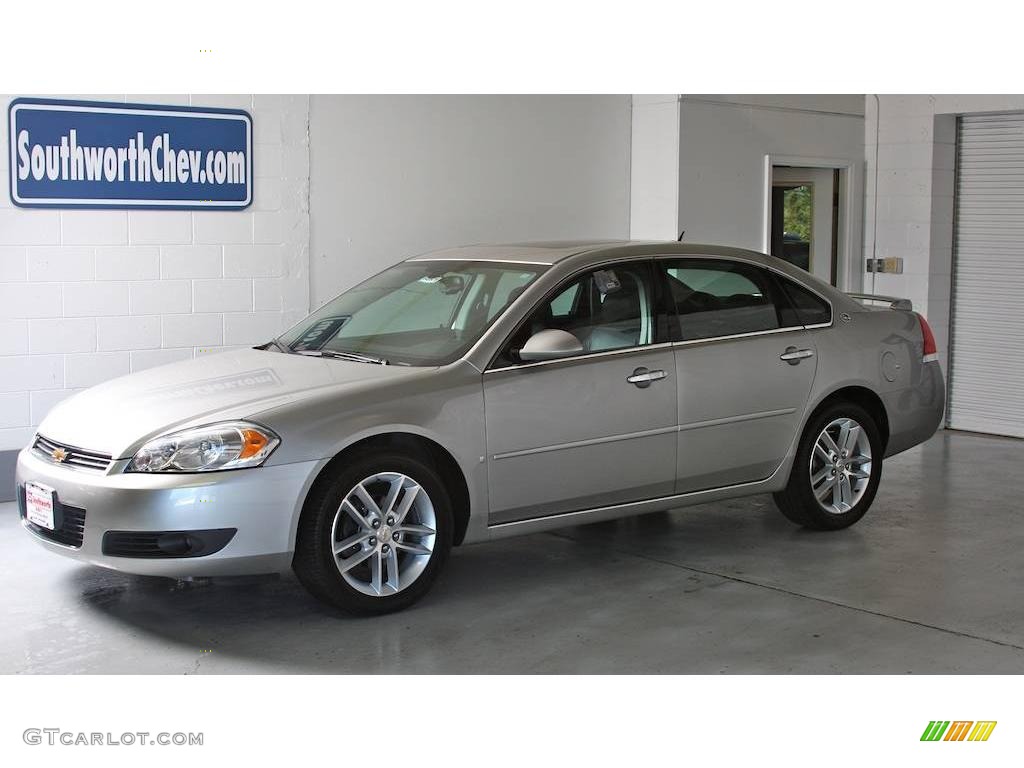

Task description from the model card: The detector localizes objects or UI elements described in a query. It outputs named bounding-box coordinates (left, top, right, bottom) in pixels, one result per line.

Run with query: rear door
left=656, top=257, right=821, bottom=493
left=483, top=260, right=678, bottom=524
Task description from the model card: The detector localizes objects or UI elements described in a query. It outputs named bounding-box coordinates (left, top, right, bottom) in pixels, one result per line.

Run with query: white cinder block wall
left=864, top=94, right=1024, bottom=375
left=0, top=94, right=310, bottom=452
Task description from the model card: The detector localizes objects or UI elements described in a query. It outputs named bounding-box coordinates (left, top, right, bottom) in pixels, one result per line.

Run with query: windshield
left=276, top=260, right=546, bottom=365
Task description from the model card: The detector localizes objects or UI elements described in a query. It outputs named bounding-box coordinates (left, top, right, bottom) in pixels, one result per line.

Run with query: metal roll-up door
left=950, top=113, right=1024, bottom=437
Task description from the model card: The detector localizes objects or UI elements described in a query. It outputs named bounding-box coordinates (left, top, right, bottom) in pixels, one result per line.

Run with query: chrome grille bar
left=32, top=434, right=113, bottom=473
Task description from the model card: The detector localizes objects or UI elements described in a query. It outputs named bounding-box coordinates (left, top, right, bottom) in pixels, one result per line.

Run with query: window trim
left=485, top=340, right=678, bottom=374
left=670, top=324, right=812, bottom=350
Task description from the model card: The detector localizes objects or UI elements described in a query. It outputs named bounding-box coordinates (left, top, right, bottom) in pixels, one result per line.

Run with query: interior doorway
left=769, top=165, right=840, bottom=285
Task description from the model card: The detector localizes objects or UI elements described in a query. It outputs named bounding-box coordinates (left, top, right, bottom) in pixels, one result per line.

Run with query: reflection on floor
left=2, top=430, right=1023, bottom=673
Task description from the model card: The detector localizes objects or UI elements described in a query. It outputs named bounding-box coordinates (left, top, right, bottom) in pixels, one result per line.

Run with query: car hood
left=37, top=349, right=424, bottom=459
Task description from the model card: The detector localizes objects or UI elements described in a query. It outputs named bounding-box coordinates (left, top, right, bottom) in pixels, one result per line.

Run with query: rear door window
left=657, top=259, right=787, bottom=341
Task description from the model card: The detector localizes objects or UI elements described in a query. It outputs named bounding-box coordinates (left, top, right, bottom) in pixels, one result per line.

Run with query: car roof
left=407, top=240, right=849, bottom=307
left=408, top=240, right=777, bottom=267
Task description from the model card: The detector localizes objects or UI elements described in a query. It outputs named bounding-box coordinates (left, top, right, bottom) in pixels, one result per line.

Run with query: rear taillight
left=917, top=313, right=937, bottom=361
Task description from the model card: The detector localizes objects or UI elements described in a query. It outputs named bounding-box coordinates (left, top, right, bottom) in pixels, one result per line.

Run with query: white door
left=950, top=113, right=1024, bottom=438
left=772, top=166, right=835, bottom=283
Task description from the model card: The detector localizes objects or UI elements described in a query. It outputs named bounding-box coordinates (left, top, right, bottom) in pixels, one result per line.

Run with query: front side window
left=658, top=259, right=788, bottom=341
left=485, top=270, right=537, bottom=322
left=277, top=260, right=544, bottom=365
left=496, top=261, right=661, bottom=366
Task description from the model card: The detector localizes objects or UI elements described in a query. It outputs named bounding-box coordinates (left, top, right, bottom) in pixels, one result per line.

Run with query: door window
left=483, top=270, right=539, bottom=322
left=549, top=283, right=581, bottom=318
left=657, top=259, right=791, bottom=341
left=496, top=261, right=662, bottom=366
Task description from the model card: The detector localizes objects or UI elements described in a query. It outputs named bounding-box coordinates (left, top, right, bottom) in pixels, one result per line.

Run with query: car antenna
left=677, top=230, right=685, bottom=242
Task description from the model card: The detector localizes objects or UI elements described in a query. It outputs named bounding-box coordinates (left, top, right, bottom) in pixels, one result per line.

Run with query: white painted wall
left=676, top=96, right=864, bottom=273
left=629, top=95, right=679, bottom=240
left=0, top=94, right=310, bottom=451
left=695, top=94, right=865, bottom=115
left=863, top=94, right=1024, bottom=374
left=309, top=95, right=632, bottom=306
left=628, top=95, right=865, bottom=287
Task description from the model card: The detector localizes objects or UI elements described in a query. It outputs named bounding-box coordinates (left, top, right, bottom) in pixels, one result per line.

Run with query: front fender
left=252, top=361, right=488, bottom=548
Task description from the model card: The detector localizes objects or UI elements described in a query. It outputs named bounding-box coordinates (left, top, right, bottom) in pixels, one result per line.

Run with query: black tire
left=773, top=401, right=883, bottom=531
left=293, top=450, right=453, bottom=615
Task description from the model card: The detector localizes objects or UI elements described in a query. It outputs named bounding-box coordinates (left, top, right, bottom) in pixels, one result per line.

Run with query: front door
left=483, top=260, right=677, bottom=524
left=655, top=257, right=818, bottom=493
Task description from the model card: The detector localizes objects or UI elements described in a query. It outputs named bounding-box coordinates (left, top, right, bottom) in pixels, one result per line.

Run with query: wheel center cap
left=377, top=525, right=391, bottom=543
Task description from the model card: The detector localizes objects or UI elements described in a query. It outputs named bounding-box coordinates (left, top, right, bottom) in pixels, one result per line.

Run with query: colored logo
left=921, top=721, right=997, bottom=742
left=50, top=446, right=68, bottom=463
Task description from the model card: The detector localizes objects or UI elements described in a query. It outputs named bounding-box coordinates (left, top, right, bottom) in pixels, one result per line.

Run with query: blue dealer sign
left=8, top=98, right=252, bottom=209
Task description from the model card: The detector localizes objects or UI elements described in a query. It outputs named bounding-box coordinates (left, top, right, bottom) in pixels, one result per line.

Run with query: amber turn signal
left=239, top=428, right=270, bottom=459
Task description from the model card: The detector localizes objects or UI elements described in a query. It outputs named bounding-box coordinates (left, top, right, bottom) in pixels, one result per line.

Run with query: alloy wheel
left=330, top=472, right=437, bottom=597
left=808, top=417, right=873, bottom=515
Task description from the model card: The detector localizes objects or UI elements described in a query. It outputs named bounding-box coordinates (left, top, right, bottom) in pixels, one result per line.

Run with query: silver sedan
left=15, top=242, right=945, bottom=614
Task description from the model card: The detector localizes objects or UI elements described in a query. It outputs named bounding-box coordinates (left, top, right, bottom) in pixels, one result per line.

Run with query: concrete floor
left=2, top=429, right=1023, bottom=674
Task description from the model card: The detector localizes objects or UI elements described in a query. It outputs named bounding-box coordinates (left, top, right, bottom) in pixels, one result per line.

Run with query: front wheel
left=293, top=451, right=453, bottom=615
left=773, top=402, right=883, bottom=530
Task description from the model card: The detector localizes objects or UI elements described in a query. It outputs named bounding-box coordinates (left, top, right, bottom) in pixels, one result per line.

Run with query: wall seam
left=679, top=96, right=865, bottom=120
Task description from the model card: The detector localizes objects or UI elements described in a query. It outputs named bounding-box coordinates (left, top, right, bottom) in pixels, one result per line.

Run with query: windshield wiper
left=296, top=349, right=389, bottom=365
left=264, top=338, right=290, bottom=353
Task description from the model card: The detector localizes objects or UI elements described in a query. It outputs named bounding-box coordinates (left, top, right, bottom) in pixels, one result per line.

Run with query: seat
left=585, top=276, right=641, bottom=351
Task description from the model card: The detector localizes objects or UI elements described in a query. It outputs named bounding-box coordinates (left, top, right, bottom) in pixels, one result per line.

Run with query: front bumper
left=14, top=448, right=323, bottom=577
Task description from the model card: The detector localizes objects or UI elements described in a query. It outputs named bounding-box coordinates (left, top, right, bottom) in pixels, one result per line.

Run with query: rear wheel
left=773, top=401, right=883, bottom=530
left=293, top=451, right=453, bottom=615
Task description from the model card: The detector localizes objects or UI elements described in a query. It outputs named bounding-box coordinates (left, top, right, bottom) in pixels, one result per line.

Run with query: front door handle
left=780, top=347, right=815, bottom=365
left=626, top=367, right=667, bottom=388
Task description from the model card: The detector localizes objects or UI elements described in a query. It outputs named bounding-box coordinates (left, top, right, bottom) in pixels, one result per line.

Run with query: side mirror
left=518, top=329, right=584, bottom=362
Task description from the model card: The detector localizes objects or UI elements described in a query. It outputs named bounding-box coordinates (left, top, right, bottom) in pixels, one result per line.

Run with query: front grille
left=19, top=486, right=87, bottom=548
left=32, top=434, right=113, bottom=473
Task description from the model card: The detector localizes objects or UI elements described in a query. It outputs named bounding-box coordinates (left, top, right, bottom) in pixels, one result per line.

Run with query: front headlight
left=126, top=421, right=280, bottom=473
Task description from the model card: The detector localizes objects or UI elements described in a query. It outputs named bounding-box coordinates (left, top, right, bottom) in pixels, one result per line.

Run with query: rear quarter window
left=777, top=278, right=832, bottom=326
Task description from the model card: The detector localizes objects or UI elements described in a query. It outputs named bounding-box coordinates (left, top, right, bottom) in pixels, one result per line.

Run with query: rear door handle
left=626, top=367, right=667, bottom=388
left=780, top=347, right=815, bottom=365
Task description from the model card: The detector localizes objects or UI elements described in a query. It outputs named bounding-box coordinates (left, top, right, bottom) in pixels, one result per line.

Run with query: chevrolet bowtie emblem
left=51, top=447, right=68, bottom=463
